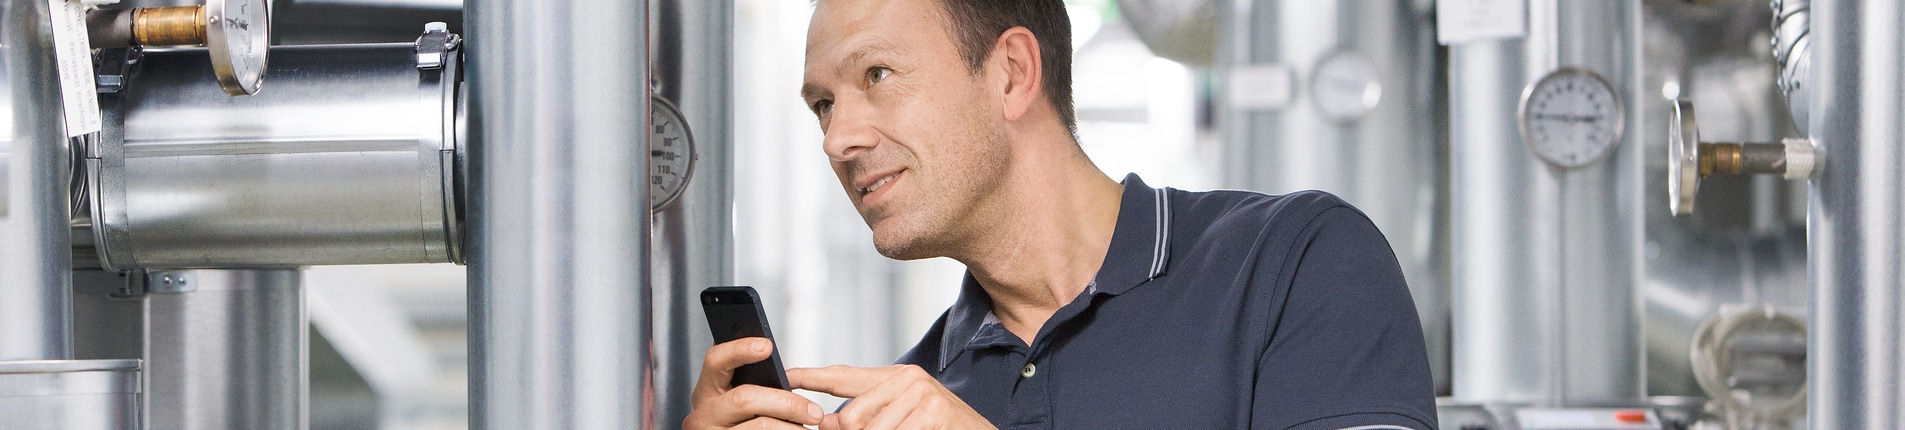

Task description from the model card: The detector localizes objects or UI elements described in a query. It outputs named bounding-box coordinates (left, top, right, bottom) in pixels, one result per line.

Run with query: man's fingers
left=733, top=416, right=812, bottom=430
left=787, top=364, right=906, bottom=398
left=698, top=385, right=825, bottom=427
left=850, top=379, right=922, bottom=430
left=693, top=337, right=775, bottom=402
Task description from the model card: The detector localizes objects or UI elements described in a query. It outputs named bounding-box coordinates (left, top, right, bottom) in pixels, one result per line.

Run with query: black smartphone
left=700, top=286, right=791, bottom=390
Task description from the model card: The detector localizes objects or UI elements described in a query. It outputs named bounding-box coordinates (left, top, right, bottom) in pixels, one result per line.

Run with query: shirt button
left=1020, top=363, right=1037, bottom=379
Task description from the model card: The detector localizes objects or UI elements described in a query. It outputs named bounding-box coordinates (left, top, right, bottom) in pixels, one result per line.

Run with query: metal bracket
left=92, top=47, right=142, bottom=94
left=147, top=271, right=195, bottom=293
left=72, top=269, right=148, bottom=298
left=415, top=22, right=461, bottom=71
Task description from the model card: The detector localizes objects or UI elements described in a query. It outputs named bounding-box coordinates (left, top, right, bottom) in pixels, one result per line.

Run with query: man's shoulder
left=1171, top=187, right=1367, bottom=242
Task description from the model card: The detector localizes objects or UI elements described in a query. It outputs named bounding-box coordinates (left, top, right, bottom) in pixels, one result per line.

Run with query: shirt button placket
left=1009, top=358, right=1051, bottom=429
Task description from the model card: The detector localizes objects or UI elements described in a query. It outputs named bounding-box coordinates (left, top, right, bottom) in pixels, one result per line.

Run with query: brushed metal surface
left=100, top=43, right=458, bottom=269
left=651, top=0, right=732, bottom=427
left=1446, top=0, right=1645, bottom=404
left=143, top=269, right=307, bottom=430
left=466, top=0, right=654, bottom=427
left=0, top=359, right=141, bottom=430
left=0, top=0, right=76, bottom=361
left=1808, top=0, right=1905, bottom=427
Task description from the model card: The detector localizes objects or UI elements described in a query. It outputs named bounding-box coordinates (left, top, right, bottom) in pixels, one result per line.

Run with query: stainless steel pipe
left=466, top=0, right=653, bottom=427
left=1447, top=0, right=1644, bottom=404
left=1807, top=0, right=1905, bottom=427
left=93, top=41, right=461, bottom=269
left=0, top=0, right=75, bottom=361
left=652, top=0, right=732, bottom=427
left=142, top=269, right=307, bottom=430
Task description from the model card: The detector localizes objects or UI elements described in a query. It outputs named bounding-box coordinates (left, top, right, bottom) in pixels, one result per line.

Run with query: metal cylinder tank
left=142, top=269, right=307, bottom=430
left=1445, top=0, right=1645, bottom=404
left=91, top=41, right=461, bottom=270
left=1216, top=0, right=1449, bottom=393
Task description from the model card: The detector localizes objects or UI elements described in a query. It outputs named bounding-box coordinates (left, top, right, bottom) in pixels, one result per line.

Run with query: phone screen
left=700, top=286, right=791, bottom=390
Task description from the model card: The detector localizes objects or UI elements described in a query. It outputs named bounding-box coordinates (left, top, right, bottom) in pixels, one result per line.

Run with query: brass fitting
left=133, top=6, right=206, bottom=47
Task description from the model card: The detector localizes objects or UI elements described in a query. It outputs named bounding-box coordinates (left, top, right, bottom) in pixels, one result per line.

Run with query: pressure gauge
left=649, top=96, right=697, bottom=211
left=1310, top=51, right=1383, bottom=123
left=1518, top=67, right=1624, bottom=168
left=206, top=0, right=268, bottom=96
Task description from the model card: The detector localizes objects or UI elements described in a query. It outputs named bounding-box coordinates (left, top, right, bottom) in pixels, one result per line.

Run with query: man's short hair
left=936, top=0, right=1076, bottom=140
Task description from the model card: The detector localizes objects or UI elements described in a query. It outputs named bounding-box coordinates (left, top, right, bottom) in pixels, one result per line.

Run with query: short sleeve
left=1251, top=206, right=1438, bottom=430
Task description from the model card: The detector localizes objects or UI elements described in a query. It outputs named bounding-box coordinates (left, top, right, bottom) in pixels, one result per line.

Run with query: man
left=685, top=0, right=1436, bottom=428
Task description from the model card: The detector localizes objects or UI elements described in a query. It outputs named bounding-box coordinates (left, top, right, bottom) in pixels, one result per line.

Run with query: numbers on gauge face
left=1520, top=68, right=1624, bottom=168
left=649, top=96, right=697, bottom=211
left=227, top=0, right=266, bottom=81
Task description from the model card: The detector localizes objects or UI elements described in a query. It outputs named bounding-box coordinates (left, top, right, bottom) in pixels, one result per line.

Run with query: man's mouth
left=861, top=173, right=898, bottom=194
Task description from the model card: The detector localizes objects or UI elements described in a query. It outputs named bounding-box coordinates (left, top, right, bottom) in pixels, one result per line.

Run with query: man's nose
left=822, top=101, right=878, bottom=162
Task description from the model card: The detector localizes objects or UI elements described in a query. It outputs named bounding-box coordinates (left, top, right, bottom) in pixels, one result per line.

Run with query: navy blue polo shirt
left=895, top=174, right=1436, bottom=429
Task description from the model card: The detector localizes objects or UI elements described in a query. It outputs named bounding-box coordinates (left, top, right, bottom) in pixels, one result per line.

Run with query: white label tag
left=1437, top=0, right=1527, bottom=45
left=1227, top=64, right=1294, bottom=111
left=48, top=0, right=101, bottom=137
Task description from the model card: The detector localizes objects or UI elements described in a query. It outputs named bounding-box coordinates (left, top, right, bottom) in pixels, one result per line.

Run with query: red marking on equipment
left=1614, top=409, right=1649, bottom=423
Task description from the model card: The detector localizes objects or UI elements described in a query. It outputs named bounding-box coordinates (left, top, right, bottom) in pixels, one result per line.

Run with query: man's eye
left=868, top=67, right=892, bottom=85
left=813, top=100, right=834, bottom=115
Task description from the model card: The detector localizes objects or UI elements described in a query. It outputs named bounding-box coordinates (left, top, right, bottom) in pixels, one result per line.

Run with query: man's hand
left=683, top=338, right=824, bottom=429
left=789, top=364, right=996, bottom=430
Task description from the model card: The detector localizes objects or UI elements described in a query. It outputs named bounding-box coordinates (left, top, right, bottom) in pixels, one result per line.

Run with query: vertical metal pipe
left=652, top=0, right=731, bottom=427
left=0, top=0, right=74, bottom=361
left=1808, top=0, right=1905, bottom=427
left=143, top=269, right=307, bottom=430
left=1447, top=0, right=1643, bottom=404
left=466, top=0, right=653, bottom=428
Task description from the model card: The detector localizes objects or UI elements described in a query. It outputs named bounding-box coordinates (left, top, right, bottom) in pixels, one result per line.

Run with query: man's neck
left=956, top=143, right=1123, bottom=344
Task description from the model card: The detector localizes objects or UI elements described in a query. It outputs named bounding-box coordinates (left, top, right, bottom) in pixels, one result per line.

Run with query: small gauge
left=1310, top=51, right=1383, bottom=123
left=649, top=96, right=697, bottom=211
left=205, top=0, right=268, bottom=96
left=1519, top=67, right=1624, bottom=168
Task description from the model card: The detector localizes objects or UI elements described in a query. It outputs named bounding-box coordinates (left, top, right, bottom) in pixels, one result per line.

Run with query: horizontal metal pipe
left=94, top=42, right=461, bottom=269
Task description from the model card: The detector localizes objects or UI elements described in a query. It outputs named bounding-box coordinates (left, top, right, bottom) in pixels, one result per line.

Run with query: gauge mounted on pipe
left=86, top=0, right=269, bottom=96
left=1518, top=67, right=1624, bottom=168
left=649, top=95, right=697, bottom=211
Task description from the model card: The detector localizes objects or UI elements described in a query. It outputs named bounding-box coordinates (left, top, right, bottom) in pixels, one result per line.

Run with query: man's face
left=802, top=0, right=1013, bottom=260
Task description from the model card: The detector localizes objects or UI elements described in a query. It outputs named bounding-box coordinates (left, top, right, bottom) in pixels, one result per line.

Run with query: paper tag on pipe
left=1437, top=0, right=1527, bottom=45
left=48, top=0, right=102, bottom=137
left=1227, top=64, right=1294, bottom=111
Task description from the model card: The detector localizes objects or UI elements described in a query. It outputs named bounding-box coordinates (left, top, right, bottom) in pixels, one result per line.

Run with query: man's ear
left=992, top=27, right=1043, bottom=122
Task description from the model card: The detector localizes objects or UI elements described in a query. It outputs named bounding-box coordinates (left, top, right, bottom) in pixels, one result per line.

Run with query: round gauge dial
left=205, top=0, right=268, bottom=96
left=1310, top=51, right=1383, bottom=123
left=649, top=96, right=697, bottom=211
left=1519, top=68, right=1624, bottom=168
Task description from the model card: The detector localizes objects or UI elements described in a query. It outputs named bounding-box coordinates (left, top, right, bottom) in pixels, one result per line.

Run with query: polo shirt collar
left=935, top=173, right=1173, bottom=370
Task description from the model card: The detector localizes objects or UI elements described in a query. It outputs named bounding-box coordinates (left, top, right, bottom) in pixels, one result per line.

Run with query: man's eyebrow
left=835, top=42, right=898, bottom=75
left=800, top=83, right=827, bottom=103
left=798, top=41, right=900, bottom=102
